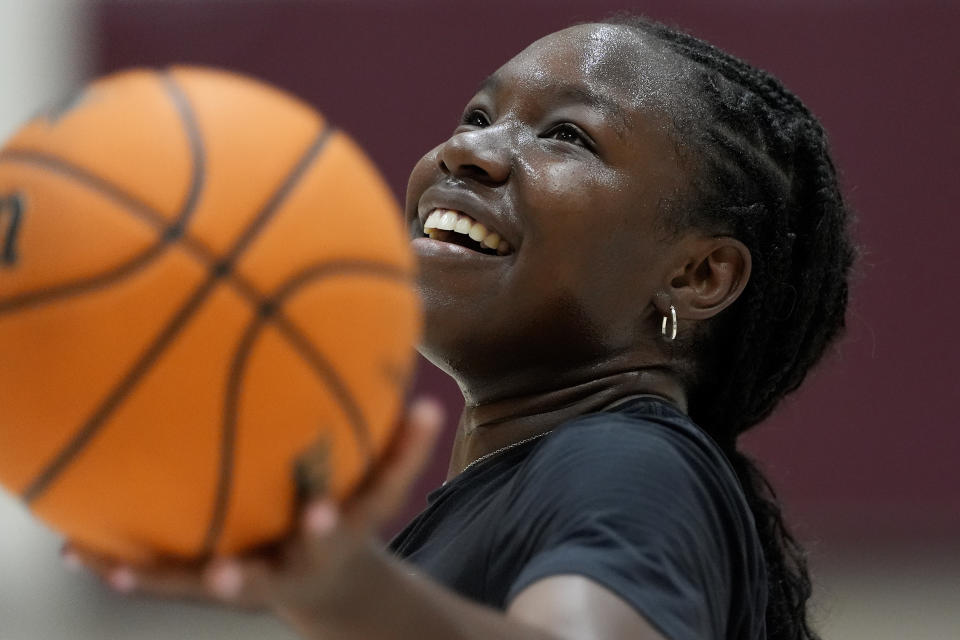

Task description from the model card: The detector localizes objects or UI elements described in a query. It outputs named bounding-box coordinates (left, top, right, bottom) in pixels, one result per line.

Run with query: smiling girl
left=70, top=15, right=854, bottom=640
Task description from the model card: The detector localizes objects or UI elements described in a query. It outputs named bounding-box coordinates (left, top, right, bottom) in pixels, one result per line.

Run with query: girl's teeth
left=468, top=223, right=487, bottom=242
left=454, top=216, right=473, bottom=234
left=422, top=209, right=513, bottom=255
left=424, top=210, right=442, bottom=229
left=437, top=211, right=458, bottom=230
left=481, top=233, right=500, bottom=250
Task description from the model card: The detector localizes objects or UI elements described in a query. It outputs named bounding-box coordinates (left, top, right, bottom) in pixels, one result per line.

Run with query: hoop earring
left=661, top=305, right=678, bottom=341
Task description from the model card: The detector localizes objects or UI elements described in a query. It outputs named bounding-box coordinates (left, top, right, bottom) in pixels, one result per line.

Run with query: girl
left=71, top=15, right=854, bottom=640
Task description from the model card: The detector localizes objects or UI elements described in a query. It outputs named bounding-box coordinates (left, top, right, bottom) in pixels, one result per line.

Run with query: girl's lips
left=410, top=237, right=511, bottom=261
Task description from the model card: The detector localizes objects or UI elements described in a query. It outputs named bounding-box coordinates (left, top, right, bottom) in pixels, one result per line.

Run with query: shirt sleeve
left=502, top=413, right=760, bottom=640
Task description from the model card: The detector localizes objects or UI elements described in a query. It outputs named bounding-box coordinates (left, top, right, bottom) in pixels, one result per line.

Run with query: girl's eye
left=462, top=109, right=490, bottom=128
left=545, top=123, right=591, bottom=148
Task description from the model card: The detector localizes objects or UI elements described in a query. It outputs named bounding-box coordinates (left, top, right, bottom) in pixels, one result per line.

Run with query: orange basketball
left=0, top=67, right=420, bottom=562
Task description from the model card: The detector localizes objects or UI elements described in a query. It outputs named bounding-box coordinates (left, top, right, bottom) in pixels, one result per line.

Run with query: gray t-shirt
left=390, top=397, right=767, bottom=640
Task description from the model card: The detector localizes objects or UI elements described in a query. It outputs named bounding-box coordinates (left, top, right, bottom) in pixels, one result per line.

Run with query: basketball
left=0, top=67, right=420, bottom=562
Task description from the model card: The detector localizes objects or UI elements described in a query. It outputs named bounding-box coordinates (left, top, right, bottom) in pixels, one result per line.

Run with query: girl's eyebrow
left=475, top=74, right=627, bottom=135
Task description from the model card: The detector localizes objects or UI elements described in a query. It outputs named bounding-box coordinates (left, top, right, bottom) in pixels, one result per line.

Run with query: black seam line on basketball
left=214, top=126, right=333, bottom=271
left=0, top=153, right=182, bottom=314
left=200, top=260, right=411, bottom=556
left=20, top=125, right=333, bottom=505
left=1, top=194, right=24, bottom=264
left=0, top=73, right=205, bottom=313
left=0, top=243, right=173, bottom=315
left=20, top=276, right=221, bottom=504
left=0, top=151, right=183, bottom=236
left=0, top=74, right=207, bottom=315
left=0, top=152, right=263, bottom=315
left=272, top=260, right=412, bottom=302
left=200, top=310, right=264, bottom=557
left=270, top=260, right=414, bottom=456
left=159, top=70, right=206, bottom=233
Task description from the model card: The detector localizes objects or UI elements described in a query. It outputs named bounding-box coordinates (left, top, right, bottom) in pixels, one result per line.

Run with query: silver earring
left=661, top=305, right=678, bottom=341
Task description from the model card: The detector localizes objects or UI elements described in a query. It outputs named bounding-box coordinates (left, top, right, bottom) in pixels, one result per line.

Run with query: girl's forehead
left=524, top=24, right=649, bottom=66
left=491, top=24, right=686, bottom=110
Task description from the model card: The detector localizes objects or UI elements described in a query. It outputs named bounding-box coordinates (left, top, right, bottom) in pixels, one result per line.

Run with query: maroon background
left=97, top=0, right=959, bottom=547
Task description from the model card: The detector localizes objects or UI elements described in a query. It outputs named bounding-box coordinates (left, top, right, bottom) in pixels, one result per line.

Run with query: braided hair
left=604, top=15, right=856, bottom=640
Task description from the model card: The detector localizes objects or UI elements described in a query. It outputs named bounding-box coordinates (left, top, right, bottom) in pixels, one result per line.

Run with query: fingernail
left=62, top=550, right=83, bottom=572
left=207, top=561, right=244, bottom=600
left=108, top=567, right=137, bottom=594
left=304, top=500, right=339, bottom=536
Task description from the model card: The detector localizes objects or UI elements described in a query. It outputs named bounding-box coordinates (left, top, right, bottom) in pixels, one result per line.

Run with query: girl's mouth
left=421, top=208, right=513, bottom=256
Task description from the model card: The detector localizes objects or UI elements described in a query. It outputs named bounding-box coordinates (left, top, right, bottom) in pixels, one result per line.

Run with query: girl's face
left=405, top=24, right=691, bottom=392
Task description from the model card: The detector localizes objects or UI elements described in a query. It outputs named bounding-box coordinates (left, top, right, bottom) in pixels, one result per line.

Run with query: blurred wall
left=1, top=1, right=958, bottom=638
left=0, top=0, right=92, bottom=141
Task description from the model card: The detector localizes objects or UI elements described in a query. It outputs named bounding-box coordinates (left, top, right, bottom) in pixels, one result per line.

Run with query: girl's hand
left=62, top=398, right=444, bottom=614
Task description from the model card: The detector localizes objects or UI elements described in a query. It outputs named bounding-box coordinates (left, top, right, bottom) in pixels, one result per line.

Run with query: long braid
left=606, top=16, right=855, bottom=640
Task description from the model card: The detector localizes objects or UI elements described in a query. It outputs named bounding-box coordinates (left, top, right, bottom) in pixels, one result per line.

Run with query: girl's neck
left=446, top=367, right=686, bottom=480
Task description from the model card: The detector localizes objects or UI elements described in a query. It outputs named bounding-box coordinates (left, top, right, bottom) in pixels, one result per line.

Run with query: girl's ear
left=658, top=235, right=752, bottom=321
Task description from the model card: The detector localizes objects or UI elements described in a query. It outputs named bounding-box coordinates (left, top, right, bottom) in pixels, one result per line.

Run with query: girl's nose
left=437, top=127, right=511, bottom=186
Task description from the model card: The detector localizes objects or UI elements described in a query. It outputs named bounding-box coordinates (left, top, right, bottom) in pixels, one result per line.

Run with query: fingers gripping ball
left=0, top=68, right=420, bottom=562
